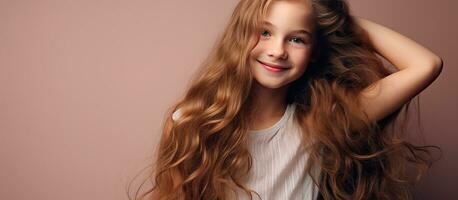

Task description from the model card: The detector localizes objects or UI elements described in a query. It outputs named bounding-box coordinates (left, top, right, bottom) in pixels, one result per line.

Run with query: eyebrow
left=262, top=21, right=312, bottom=38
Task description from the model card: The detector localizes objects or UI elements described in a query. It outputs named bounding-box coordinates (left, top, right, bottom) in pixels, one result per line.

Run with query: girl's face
left=249, top=0, right=315, bottom=89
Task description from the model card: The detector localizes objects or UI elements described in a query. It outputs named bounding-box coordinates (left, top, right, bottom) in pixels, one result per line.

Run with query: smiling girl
left=130, top=0, right=443, bottom=199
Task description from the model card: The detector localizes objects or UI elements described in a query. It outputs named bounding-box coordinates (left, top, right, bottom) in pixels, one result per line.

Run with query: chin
left=254, top=78, right=289, bottom=90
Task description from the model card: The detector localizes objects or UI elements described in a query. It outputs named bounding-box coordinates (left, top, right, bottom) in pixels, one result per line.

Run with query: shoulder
left=172, top=107, right=182, bottom=122
left=291, top=103, right=315, bottom=129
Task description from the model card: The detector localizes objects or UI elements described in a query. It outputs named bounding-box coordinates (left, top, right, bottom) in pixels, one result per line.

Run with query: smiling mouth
left=257, top=60, right=289, bottom=69
left=257, top=60, right=290, bottom=72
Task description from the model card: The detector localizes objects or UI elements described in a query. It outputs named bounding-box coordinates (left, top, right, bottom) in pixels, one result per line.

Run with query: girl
left=130, top=0, right=443, bottom=199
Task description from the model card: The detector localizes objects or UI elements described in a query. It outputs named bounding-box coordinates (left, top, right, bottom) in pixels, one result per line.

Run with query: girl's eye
left=261, top=30, right=271, bottom=37
left=291, top=37, right=305, bottom=44
left=260, top=30, right=306, bottom=45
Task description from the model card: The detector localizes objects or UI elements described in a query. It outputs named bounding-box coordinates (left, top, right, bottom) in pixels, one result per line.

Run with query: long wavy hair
left=127, top=0, right=439, bottom=199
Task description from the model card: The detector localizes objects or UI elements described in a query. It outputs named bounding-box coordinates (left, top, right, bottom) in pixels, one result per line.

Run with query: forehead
left=264, top=0, right=314, bottom=30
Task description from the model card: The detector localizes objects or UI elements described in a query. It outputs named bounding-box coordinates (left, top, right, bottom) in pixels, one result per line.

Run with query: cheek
left=249, top=44, right=263, bottom=58
left=291, top=50, right=312, bottom=66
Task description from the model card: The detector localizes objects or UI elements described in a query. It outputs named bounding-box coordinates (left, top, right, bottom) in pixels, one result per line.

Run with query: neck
left=248, top=81, right=289, bottom=130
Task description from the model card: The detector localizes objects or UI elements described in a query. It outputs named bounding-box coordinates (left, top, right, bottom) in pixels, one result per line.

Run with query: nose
left=267, top=39, right=287, bottom=60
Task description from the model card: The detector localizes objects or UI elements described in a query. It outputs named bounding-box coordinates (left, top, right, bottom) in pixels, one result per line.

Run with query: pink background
left=0, top=0, right=456, bottom=199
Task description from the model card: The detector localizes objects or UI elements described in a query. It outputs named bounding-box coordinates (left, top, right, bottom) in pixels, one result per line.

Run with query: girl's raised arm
left=354, top=16, right=443, bottom=122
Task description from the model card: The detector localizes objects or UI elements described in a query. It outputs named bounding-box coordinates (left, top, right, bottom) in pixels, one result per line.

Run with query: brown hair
left=127, top=0, right=439, bottom=199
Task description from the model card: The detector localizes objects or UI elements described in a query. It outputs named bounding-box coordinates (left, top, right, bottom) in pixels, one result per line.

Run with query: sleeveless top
left=171, top=103, right=319, bottom=200
left=235, top=103, right=319, bottom=200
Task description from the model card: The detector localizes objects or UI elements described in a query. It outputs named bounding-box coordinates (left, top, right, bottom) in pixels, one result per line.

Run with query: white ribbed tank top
left=171, top=103, right=319, bottom=200
left=236, top=103, right=319, bottom=200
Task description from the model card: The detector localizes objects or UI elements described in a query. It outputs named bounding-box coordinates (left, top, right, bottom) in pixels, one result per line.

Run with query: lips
left=257, top=60, right=290, bottom=73
left=257, top=60, right=289, bottom=69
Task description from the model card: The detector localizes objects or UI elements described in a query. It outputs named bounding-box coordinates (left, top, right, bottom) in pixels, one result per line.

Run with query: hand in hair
left=354, top=16, right=443, bottom=122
